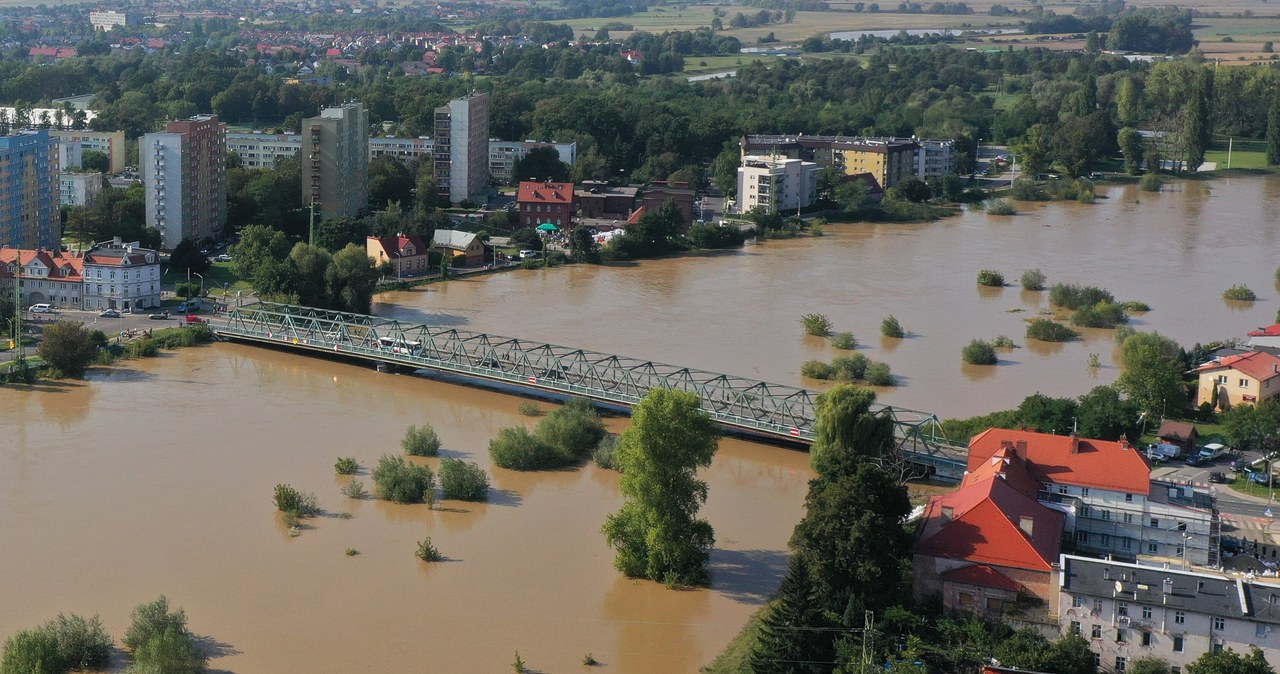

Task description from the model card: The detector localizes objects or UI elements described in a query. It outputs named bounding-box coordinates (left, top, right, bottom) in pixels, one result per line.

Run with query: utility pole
left=859, top=610, right=875, bottom=674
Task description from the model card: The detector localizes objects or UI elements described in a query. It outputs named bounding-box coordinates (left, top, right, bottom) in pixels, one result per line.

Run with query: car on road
left=99, top=309, right=121, bottom=318
left=149, top=311, right=170, bottom=320
left=1196, top=443, right=1229, bottom=463
left=28, top=303, right=52, bottom=313
left=1185, top=454, right=1206, bottom=467
left=185, top=315, right=206, bottom=324
left=1209, top=472, right=1230, bottom=484
left=176, top=302, right=200, bottom=313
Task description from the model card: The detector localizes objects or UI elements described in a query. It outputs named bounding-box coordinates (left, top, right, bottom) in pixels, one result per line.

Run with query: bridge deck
left=213, top=302, right=968, bottom=476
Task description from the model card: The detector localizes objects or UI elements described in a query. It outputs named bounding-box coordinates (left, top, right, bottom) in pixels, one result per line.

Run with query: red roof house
left=967, top=428, right=1150, bottom=495
left=516, top=181, right=574, bottom=229
left=366, top=233, right=431, bottom=277
left=1194, top=350, right=1280, bottom=410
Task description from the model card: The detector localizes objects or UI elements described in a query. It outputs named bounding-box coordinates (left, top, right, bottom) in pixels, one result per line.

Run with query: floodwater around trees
left=3, top=175, right=1280, bottom=670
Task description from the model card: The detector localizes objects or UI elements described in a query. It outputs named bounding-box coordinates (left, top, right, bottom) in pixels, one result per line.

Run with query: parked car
left=176, top=301, right=200, bottom=313
left=99, top=309, right=120, bottom=318
left=1209, top=472, right=1230, bottom=484
left=1196, top=443, right=1228, bottom=463
left=185, top=315, right=206, bottom=324
left=149, top=311, right=170, bottom=320
left=215, top=254, right=232, bottom=262
left=1251, top=470, right=1272, bottom=485
left=1185, top=454, right=1205, bottom=467
left=28, top=303, right=52, bottom=313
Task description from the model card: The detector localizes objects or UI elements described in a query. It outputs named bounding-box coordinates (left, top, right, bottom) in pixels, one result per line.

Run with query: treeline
left=1025, top=6, right=1194, bottom=54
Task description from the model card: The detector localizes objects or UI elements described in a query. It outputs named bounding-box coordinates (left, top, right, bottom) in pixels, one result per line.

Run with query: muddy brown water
left=3, top=177, right=1279, bottom=671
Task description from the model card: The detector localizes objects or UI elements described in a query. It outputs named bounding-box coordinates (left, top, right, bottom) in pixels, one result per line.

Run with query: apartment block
left=0, top=247, right=83, bottom=308
left=434, top=92, right=489, bottom=204
left=50, top=130, right=127, bottom=173
left=60, top=172, right=103, bottom=207
left=736, top=155, right=819, bottom=214
left=142, top=115, right=227, bottom=249
left=80, top=237, right=161, bottom=312
left=740, top=134, right=949, bottom=187
left=89, top=10, right=143, bottom=30
left=489, top=141, right=578, bottom=184
left=225, top=132, right=302, bottom=169
left=1060, top=555, right=1280, bottom=673
left=0, top=130, right=59, bottom=250
left=302, top=103, right=369, bottom=220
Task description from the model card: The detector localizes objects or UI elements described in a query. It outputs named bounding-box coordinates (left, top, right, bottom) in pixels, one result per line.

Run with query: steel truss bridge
left=215, top=302, right=968, bottom=478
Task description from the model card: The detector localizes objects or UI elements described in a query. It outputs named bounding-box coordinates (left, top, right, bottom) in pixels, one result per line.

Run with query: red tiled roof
left=1248, top=324, right=1280, bottom=337
left=626, top=205, right=645, bottom=225
left=962, top=446, right=1039, bottom=498
left=939, top=564, right=1023, bottom=592
left=968, top=428, right=1150, bottom=494
left=366, top=234, right=428, bottom=260
left=517, top=181, right=574, bottom=204
left=1196, top=351, right=1280, bottom=383
left=0, top=248, right=83, bottom=281
left=915, top=474, right=1063, bottom=572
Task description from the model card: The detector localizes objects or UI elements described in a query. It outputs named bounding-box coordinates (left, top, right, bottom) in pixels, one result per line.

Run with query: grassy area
left=1229, top=473, right=1279, bottom=500
left=681, top=53, right=779, bottom=75
left=1206, top=136, right=1271, bottom=170
left=197, top=262, right=254, bottom=295
left=701, top=600, right=771, bottom=674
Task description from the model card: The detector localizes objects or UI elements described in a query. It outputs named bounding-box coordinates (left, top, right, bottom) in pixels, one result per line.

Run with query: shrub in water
left=976, top=269, right=1005, bottom=287
left=131, top=627, right=207, bottom=674
left=1026, top=318, right=1080, bottom=342
left=48, top=613, right=112, bottom=670
left=517, top=401, right=544, bottom=416
left=126, top=337, right=158, bottom=358
left=534, top=398, right=606, bottom=462
left=828, top=332, right=857, bottom=350
left=123, top=596, right=187, bottom=652
left=1, top=627, right=66, bottom=674
left=985, top=198, right=1017, bottom=215
left=334, top=457, right=359, bottom=474
left=962, top=339, right=999, bottom=365
left=800, top=313, right=833, bottom=337
left=881, top=314, right=905, bottom=338
left=416, top=536, right=442, bottom=562
left=1120, top=301, right=1150, bottom=312
left=341, top=479, right=367, bottom=499
left=402, top=423, right=441, bottom=457
left=1049, top=283, right=1115, bottom=310
left=439, top=458, right=490, bottom=501
left=593, top=435, right=620, bottom=471
left=801, top=360, right=835, bottom=380
left=1139, top=173, right=1163, bottom=192
left=273, top=484, right=319, bottom=517
left=1070, top=302, right=1128, bottom=328
left=864, top=361, right=895, bottom=386
left=1223, top=284, right=1258, bottom=302
left=489, top=426, right=560, bottom=470
left=991, top=335, right=1015, bottom=349
left=831, top=353, right=869, bottom=381
left=1020, top=268, right=1046, bottom=291
left=372, top=454, right=434, bottom=503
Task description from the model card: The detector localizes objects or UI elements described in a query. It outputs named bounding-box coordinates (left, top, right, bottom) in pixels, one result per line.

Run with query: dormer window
left=403, top=246, right=415, bottom=256
left=146, top=254, right=155, bottom=263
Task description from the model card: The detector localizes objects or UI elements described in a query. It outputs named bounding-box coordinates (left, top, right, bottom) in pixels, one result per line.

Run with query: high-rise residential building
left=51, top=130, right=127, bottom=173
left=302, top=102, right=369, bottom=220
left=736, top=155, right=819, bottom=214
left=89, top=10, right=143, bottom=30
left=141, top=115, right=227, bottom=250
left=0, top=130, right=60, bottom=250
left=433, top=92, right=489, bottom=204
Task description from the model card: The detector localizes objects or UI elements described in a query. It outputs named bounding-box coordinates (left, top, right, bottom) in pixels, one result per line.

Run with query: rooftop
left=968, top=428, right=1151, bottom=495
left=1195, top=351, right=1280, bottom=383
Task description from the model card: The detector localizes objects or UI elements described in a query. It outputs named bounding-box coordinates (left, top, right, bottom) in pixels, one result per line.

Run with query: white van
left=29, top=303, right=52, bottom=313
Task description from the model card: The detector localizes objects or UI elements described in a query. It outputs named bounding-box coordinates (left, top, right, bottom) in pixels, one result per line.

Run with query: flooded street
left=379, top=177, right=1280, bottom=419
left=4, top=175, right=1280, bottom=670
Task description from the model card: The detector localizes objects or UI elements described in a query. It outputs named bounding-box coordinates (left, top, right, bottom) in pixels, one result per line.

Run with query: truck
left=1147, top=442, right=1183, bottom=463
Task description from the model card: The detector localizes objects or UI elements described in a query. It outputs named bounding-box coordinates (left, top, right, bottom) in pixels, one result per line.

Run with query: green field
left=1205, top=136, right=1270, bottom=170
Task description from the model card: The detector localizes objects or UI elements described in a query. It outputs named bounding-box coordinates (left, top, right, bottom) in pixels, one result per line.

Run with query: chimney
left=940, top=506, right=954, bottom=522
left=1001, top=440, right=1014, bottom=451
left=1016, top=440, right=1028, bottom=454
left=1070, top=436, right=1081, bottom=454
left=1163, top=578, right=1174, bottom=595
left=1119, top=438, right=1131, bottom=450
left=1019, top=516, right=1034, bottom=537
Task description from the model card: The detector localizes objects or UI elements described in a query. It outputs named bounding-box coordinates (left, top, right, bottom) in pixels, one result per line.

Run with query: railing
left=214, top=302, right=969, bottom=471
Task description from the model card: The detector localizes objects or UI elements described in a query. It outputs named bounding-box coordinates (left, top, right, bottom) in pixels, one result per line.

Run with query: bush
left=593, top=435, right=620, bottom=471
left=130, top=627, right=206, bottom=674
left=985, top=198, right=1017, bottom=215
left=1048, top=283, right=1115, bottom=310
left=864, top=361, right=895, bottom=386
left=335, top=457, right=359, bottom=474
left=991, top=335, right=1015, bottom=348
left=1026, top=318, right=1080, bottom=342
left=828, top=331, right=857, bottom=350
left=402, top=423, right=441, bottom=457
left=416, top=537, right=443, bottom=562
left=123, top=596, right=187, bottom=652
left=1020, top=268, right=1046, bottom=291
left=881, top=314, right=905, bottom=338
left=341, top=479, right=367, bottom=499
left=976, top=269, right=1005, bottom=287
left=534, top=398, right=606, bottom=462
left=48, top=613, right=111, bottom=670
left=831, top=353, right=869, bottom=381
left=489, top=426, right=560, bottom=470
left=800, top=313, right=833, bottom=337
left=1070, top=301, right=1128, bottom=328
left=962, top=339, right=999, bottom=365
left=517, top=401, right=544, bottom=416
left=1139, top=173, right=1163, bottom=192
left=1114, top=325, right=1137, bottom=345
left=36, top=321, right=98, bottom=378
left=372, top=454, right=434, bottom=503
left=801, top=360, right=835, bottom=380
left=1120, top=301, right=1150, bottom=312
left=2, top=627, right=66, bottom=674
left=1223, top=284, right=1258, bottom=302
left=1009, top=177, right=1047, bottom=201
left=688, top=222, right=747, bottom=249
left=272, top=484, right=319, bottom=517
left=126, top=337, right=159, bottom=358
left=439, top=458, right=490, bottom=501
left=174, top=282, right=201, bottom=299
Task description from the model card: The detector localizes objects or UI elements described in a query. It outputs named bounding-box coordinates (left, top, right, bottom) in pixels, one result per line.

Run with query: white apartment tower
left=434, top=92, right=489, bottom=204
left=141, top=115, right=227, bottom=250
left=302, top=102, right=369, bottom=220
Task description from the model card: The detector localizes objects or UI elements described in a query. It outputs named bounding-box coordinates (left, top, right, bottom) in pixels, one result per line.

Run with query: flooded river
left=3, top=176, right=1280, bottom=671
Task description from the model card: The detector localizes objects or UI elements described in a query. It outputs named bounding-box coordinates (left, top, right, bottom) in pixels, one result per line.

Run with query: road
left=0, top=308, right=208, bottom=364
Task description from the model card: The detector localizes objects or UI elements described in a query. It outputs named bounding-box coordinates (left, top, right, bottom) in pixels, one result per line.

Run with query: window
left=1173, top=636, right=1184, bottom=652
left=1101, top=509, right=1112, bottom=521
left=1150, top=518, right=1160, bottom=528
left=1117, top=628, right=1128, bottom=643
left=1122, top=538, right=1133, bottom=550
left=1059, top=485, right=1069, bottom=494
left=1118, top=603, right=1129, bottom=617
left=1094, top=654, right=1102, bottom=667
left=1081, top=487, right=1090, bottom=497
left=1148, top=542, right=1159, bottom=554
left=1124, top=513, right=1135, bottom=524
left=1116, top=656, right=1127, bottom=672
left=958, top=592, right=974, bottom=607
left=1094, top=599, right=1104, bottom=614
left=986, top=597, right=1001, bottom=611
left=1258, top=623, right=1269, bottom=639
left=1070, top=621, right=1081, bottom=635
left=1141, top=631, right=1152, bottom=647
left=1076, top=531, right=1090, bottom=544
left=1100, top=534, right=1111, bottom=546
left=1241, top=378, right=1250, bottom=388
left=1092, top=624, right=1102, bottom=639
left=1175, top=611, right=1185, bottom=624
left=1143, top=607, right=1152, bottom=619
left=1218, top=374, right=1229, bottom=384
left=1073, top=596, right=1083, bottom=608
left=1214, top=617, right=1225, bottom=631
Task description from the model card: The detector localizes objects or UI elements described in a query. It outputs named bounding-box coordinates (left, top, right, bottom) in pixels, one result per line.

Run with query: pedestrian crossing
left=1222, top=512, right=1272, bottom=536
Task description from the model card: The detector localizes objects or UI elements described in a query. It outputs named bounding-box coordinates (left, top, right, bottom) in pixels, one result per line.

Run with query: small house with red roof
left=366, top=233, right=431, bottom=278
left=516, top=181, right=574, bottom=229
left=1248, top=323, right=1280, bottom=351
left=914, top=447, right=1065, bottom=622
left=1195, top=350, right=1280, bottom=410
left=966, top=429, right=1219, bottom=568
